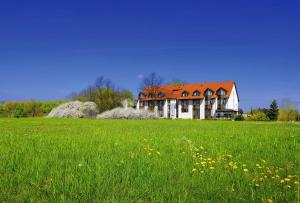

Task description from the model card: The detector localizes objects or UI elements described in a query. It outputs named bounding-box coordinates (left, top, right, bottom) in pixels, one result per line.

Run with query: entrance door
left=193, top=100, right=200, bottom=119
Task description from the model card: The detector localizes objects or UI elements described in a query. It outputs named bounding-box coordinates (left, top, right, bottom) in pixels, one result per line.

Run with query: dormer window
left=218, top=89, right=226, bottom=96
left=182, top=91, right=189, bottom=97
left=148, top=93, right=155, bottom=98
left=205, top=89, right=213, bottom=96
left=139, top=92, right=145, bottom=99
left=158, top=92, right=165, bottom=98
left=193, top=90, right=200, bottom=96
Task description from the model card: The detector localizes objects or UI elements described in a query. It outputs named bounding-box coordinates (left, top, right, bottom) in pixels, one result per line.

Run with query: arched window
left=139, top=92, right=145, bottom=99
left=205, top=89, right=213, bottom=96
left=182, top=91, right=189, bottom=97
left=218, top=89, right=226, bottom=96
left=193, top=90, right=200, bottom=96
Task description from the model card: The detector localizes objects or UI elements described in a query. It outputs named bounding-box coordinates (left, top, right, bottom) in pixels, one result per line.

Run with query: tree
left=278, top=99, right=298, bottom=121
left=168, top=79, right=186, bottom=87
left=267, top=100, right=279, bottom=120
left=140, top=72, right=164, bottom=97
left=72, top=76, right=133, bottom=113
left=13, top=104, right=24, bottom=118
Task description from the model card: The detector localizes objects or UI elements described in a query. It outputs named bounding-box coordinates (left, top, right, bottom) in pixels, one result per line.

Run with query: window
left=139, top=92, right=145, bottom=99
left=218, top=89, right=226, bottom=96
left=181, top=100, right=189, bottom=112
left=158, top=100, right=164, bottom=107
left=205, top=89, right=212, bottom=96
left=158, top=92, right=165, bottom=98
left=193, top=100, right=200, bottom=106
left=182, top=91, right=189, bottom=97
left=193, top=90, right=200, bottom=96
left=139, top=101, right=144, bottom=107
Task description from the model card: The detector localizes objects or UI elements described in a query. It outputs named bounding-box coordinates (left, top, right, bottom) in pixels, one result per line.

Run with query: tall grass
left=0, top=119, right=299, bottom=202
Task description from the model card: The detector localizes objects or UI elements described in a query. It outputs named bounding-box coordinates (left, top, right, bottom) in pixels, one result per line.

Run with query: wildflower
left=242, top=164, right=247, bottom=168
left=156, top=151, right=161, bottom=155
left=264, top=175, right=267, bottom=179
left=232, top=165, right=238, bottom=169
left=275, top=175, right=280, bottom=178
left=227, top=154, right=232, bottom=158
left=200, top=146, right=204, bottom=150
left=261, top=159, right=266, bottom=163
left=148, top=152, right=152, bottom=156
left=267, top=198, right=273, bottom=203
left=78, top=163, right=82, bottom=167
left=209, top=166, right=215, bottom=170
left=255, top=183, right=259, bottom=187
left=192, top=168, right=197, bottom=173
left=284, top=178, right=291, bottom=182
left=294, top=181, right=299, bottom=185
left=280, top=179, right=285, bottom=183
left=243, top=169, right=249, bottom=173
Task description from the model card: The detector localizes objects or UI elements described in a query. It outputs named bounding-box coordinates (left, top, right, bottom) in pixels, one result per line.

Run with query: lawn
left=0, top=118, right=299, bottom=202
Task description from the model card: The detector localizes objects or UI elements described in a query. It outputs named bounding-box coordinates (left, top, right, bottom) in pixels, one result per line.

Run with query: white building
left=136, top=81, right=239, bottom=119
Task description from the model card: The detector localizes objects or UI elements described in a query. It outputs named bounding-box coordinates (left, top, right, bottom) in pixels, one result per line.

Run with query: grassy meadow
left=0, top=118, right=299, bottom=202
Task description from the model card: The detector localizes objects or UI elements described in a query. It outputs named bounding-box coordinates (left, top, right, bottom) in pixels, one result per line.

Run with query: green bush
left=247, top=111, right=270, bottom=121
left=234, top=115, right=245, bottom=121
left=13, top=104, right=24, bottom=118
left=278, top=109, right=298, bottom=121
left=1, top=100, right=68, bottom=118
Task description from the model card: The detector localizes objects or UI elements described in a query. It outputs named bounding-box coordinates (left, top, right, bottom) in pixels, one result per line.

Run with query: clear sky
left=0, top=0, right=299, bottom=111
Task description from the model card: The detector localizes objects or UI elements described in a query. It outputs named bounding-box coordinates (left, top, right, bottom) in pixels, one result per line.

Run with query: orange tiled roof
left=138, top=81, right=236, bottom=101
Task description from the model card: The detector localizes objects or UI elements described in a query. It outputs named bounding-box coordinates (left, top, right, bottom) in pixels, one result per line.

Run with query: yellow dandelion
left=156, top=151, right=161, bottom=155
left=232, top=165, right=238, bottom=169
left=275, top=175, right=280, bottom=178
left=242, top=164, right=247, bottom=167
left=267, top=198, right=273, bottom=203
left=243, top=168, right=249, bottom=173
left=255, top=183, right=260, bottom=187
left=284, top=178, right=291, bottom=182
left=280, top=179, right=285, bottom=183
left=261, top=159, right=266, bottom=163
left=209, top=166, right=215, bottom=170
left=192, top=168, right=197, bottom=173
left=294, top=181, right=299, bottom=185
left=264, top=175, right=267, bottom=179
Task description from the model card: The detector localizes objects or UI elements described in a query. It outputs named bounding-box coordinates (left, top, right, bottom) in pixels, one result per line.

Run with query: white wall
left=212, top=98, right=217, bottom=117
left=170, top=99, right=177, bottom=119
left=163, top=100, right=168, bottom=118
left=226, top=84, right=239, bottom=111
left=200, top=99, right=205, bottom=120
left=178, top=100, right=193, bottom=119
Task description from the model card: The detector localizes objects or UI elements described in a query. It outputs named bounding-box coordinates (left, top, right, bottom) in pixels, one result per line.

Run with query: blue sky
left=0, top=0, right=299, bottom=111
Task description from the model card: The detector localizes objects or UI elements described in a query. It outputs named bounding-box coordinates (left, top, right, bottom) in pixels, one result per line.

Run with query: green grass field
left=0, top=118, right=299, bottom=202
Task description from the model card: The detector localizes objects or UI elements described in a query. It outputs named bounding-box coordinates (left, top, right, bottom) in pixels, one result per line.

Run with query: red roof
left=138, top=81, right=236, bottom=101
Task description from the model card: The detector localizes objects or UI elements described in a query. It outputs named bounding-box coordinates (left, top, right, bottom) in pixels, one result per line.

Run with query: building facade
left=136, top=81, right=239, bottom=119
